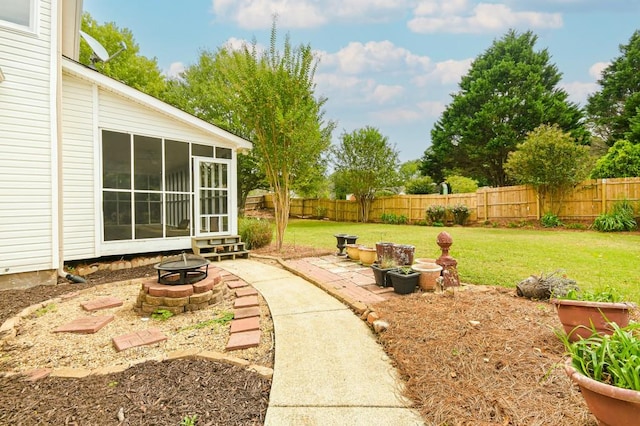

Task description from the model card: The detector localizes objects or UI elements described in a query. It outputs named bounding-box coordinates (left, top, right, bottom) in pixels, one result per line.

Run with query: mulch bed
left=0, top=359, right=269, bottom=425
left=0, top=264, right=270, bottom=426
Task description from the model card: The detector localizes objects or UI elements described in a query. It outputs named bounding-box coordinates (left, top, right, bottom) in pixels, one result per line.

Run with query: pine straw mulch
left=374, top=286, right=603, bottom=426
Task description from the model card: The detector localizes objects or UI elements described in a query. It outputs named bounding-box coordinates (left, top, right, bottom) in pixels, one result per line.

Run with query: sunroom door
left=194, top=157, right=230, bottom=236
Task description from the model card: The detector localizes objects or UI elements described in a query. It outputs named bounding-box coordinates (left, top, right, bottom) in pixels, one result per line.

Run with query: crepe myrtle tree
left=204, top=22, right=335, bottom=249
left=331, top=126, right=400, bottom=222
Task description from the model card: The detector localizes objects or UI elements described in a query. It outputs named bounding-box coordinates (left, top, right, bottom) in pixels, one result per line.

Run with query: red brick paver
left=112, top=328, right=167, bottom=352
left=53, top=315, right=114, bottom=334
left=226, top=280, right=248, bottom=289
left=226, top=330, right=261, bottom=351
left=230, top=316, right=260, bottom=334
left=234, top=306, right=261, bottom=319
left=236, top=287, right=258, bottom=297
left=234, top=296, right=259, bottom=308
left=81, top=297, right=123, bottom=311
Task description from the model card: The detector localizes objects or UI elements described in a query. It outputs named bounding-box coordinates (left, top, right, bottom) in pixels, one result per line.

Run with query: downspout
left=57, top=0, right=85, bottom=283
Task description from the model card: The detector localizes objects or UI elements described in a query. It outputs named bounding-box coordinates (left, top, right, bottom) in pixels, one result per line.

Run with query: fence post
left=601, top=179, right=607, bottom=214
left=484, top=189, right=488, bottom=221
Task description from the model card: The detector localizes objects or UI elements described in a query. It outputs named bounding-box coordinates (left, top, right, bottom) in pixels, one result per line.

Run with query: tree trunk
left=272, top=187, right=290, bottom=250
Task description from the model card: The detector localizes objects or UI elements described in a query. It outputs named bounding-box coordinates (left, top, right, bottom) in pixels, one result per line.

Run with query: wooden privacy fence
left=258, top=177, right=640, bottom=223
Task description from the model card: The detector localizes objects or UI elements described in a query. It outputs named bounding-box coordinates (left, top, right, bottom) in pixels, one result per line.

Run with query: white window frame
left=0, top=0, right=38, bottom=34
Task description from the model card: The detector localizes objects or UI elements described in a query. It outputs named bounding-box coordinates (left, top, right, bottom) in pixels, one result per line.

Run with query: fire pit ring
left=154, top=253, right=209, bottom=285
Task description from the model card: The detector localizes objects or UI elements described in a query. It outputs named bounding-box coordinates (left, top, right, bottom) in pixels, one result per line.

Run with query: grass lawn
left=279, top=219, right=640, bottom=304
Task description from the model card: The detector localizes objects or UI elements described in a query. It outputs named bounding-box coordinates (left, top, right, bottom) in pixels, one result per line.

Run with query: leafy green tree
left=398, top=160, right=422, bottom=182
left=331, top=126, right=400, bottom=222
left=404, top=176, right=436, bottom=194
left=446, top=175, right=479, bottom=194
left=586, top=31, right=640, bottom=145
left=591, top=140, right=640, bottom=178
left=504, top=124, right=591, bottom=214
left=163, top=50, right=270, bottom=214
left=422, top=30, right=588, bottom=187
left=80, top=13, right=167, bottom=98
left=206, top=23, right=335, bottom=249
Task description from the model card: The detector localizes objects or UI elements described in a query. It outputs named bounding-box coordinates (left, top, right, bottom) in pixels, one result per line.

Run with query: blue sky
left=83, top=0, right=639, bottom=163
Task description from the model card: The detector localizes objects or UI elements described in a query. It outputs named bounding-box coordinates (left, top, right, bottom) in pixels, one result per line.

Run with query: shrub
left=405, top=176, right=436, bottom=194
left=592, top=200, right=637, bottom=232
left=446, top=175, right=479, bottom=194
left=541, top=212, right=563, bottom=228
left=239, top=217, right=273, bottom=249
left=381, top=213, right=408, bottom=224
left=449, top=204, right=470, bottom=225
left=426, top=205, right=446, bottom=224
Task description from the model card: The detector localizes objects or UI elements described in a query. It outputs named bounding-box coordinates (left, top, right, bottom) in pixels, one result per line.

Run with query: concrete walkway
left=220, top=259, right=424, bottom=425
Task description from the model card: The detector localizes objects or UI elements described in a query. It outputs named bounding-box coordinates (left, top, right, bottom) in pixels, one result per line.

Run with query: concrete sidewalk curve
left=220, top=259, right=424, bottom=425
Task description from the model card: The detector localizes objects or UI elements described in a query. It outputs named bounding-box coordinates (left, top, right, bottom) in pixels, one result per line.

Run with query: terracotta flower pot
left=345, top=244, right=361, bottom=261
left=414, top=258, right=437, bottom=265
left=411, top=263, right=443, bottom=291
left=550, top=298, right=636, bottom=342
left=564, top=359, right=640, bottom=425
left=358, top=247, right=377, bottom=266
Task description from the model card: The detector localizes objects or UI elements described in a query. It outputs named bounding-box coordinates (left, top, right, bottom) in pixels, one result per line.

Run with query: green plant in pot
left=387, top=266, right=420, bottom=295
left=558, top=322, right=640, bottom=425
left=370, top=255, right=396, bottom=288
left=550, top=285, right=636, bottom=342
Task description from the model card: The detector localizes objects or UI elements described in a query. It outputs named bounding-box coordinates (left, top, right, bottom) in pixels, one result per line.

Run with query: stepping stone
left=230, top=316, right=260, bottom=334
left=234, top=306, right=261, bottom=319
left=22, top=368, right=52, bottom=382
left=226, top=330, right=261, bottom=351
left=227, top=280, right=248, bottom=289
left=53, top=315, right=114, bottom=334
left=112, top=328, right=167, bottom=352
left=234, top=296, right=259, bottom=309
left=81, top=297, right=123, bottom=311
left=235, top=287, right=258, bottom=297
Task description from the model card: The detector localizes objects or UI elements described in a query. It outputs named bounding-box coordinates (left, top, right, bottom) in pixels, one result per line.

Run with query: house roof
left=61, top=57, right=252, bottom=150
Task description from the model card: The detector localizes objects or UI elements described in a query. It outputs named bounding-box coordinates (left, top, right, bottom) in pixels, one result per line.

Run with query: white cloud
left=408, top=1, right=563, bottom=34
left=166, top=61, right=185, bottom=78
left=562, top=81, right=598, bottom=106
left=369, top=100, right=445, bottom=124
left=417, top=100, right=446, bottom=117
left=371, top=107, right=424, bottom=124
left=589, top=61, right=609, bottom=79
left=318, top=41, right=431, bottom=75
left=370, top=85, right=405, bottom=104
left=211, top=0, right=409, bottom=29
left=412, top=58, right=473, bottom=86
left=212, top=0, right=326, bottom=29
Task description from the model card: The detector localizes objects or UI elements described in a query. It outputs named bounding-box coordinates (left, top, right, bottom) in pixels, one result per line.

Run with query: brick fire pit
left=135, top=269, right=227, bottom=315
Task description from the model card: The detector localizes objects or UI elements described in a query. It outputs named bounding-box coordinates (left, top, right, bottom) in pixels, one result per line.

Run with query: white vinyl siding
left=0, top=0, right=53, bottom=275
left=98, top=90, right=234, bottom=147
left=61, top=74, right=96, bottom=260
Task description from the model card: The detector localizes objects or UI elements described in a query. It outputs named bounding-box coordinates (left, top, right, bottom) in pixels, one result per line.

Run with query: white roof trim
left=62, top=57, right=252, bottom=150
